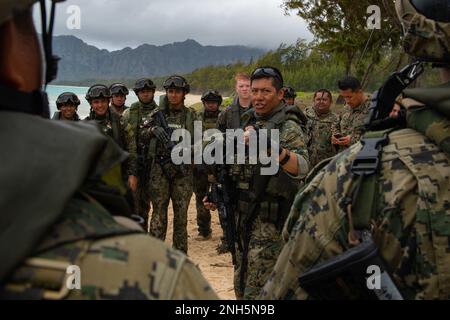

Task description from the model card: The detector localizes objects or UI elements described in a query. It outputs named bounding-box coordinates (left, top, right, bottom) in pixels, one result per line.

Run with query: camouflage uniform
left=122, top=100, right=159, bottom=223
left=260, top=84, right=450, bottom=300
left=332, top=99, right=371, bottom=152
left=305, top=106, right=339, bottom=168
left=0, top=112, right=217, bottom=300
left=194, top=109, right=220, bottom=237
left=146, top=103, right=197, bottom=254
left=215, top=97, right=252, bottom=251
left=231, top=104, right=309, bottom=300
left=84, top=107, right=127, bottom=151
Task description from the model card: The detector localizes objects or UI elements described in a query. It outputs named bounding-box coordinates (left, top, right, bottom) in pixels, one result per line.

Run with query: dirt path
left=161, top=196, right=236, bottom=300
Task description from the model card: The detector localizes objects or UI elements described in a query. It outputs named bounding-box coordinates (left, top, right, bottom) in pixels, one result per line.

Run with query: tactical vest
left=341, top=83, right=450, bottom=298
left=234, top=105, right=303, bottom=229
left=201, top=110, right=220, bottom=130
left=128, top=101, right=158, bottom=148
left=147, top=105, right=195, bottom=159
left=224, top=97, right=250, bottom=130
left=86, top=108, right=124, bottom=149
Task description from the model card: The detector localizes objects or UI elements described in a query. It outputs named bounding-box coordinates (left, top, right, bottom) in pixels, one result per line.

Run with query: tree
left=282, top=0, right=402, bottom=88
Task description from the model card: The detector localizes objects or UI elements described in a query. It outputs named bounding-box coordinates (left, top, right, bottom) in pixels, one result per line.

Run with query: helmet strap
left=39, top=0, right=60, bottom=87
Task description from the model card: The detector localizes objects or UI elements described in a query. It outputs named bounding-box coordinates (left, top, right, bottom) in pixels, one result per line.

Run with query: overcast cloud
left=34, top=0, right=312, bottom=51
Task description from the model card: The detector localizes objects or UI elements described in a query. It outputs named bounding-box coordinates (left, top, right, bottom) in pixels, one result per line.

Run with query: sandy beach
left=162, top=195, right=236, bottom=300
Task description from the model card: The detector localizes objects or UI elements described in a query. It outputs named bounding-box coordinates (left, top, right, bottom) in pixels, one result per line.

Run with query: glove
left=151, top=126, right=170, bottom=145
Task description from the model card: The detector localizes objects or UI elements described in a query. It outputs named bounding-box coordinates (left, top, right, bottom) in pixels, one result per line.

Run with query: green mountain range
left=52, top=35, right=265, bottom=83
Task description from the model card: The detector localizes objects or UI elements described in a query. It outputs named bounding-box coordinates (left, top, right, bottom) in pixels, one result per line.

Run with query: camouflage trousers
left=233, top=217, right=283, bottom=300
left=149, top=163, right=193, bottom=254
left=133, top=181, right=151, bottom=229
left=193, top=168, right=212, bottom=237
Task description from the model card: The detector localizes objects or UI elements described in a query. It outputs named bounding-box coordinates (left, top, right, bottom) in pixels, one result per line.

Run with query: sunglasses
left=252, top=67, right=283, bottom=83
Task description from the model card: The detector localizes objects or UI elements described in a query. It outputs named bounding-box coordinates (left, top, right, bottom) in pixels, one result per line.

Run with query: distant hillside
left=52, top=35, right=265, bottom=82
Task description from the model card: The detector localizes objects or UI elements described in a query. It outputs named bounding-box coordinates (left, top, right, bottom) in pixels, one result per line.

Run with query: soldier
left=194, top=90, right=223, bottom=240
left=147, top=75, right=196, bottom=254
left=84, top=84, right=127, bottom=150
left=205, top=66, right=310, bottom=300
left=282, top=86, right=297, bottom=106
left=217, top=72, right=252, bottom=131
left=260, top=0, right=450, bottom=300
left=332, top=76, right=370, bottom=152
left=305, top=89, right=339, bottom=168
left=215, top=73, right=252, bottom=253
left=51, top=92, right=81, bottom=121
left=124, top=78, right=158, bottom=226
left=109, top=83, right=129, bottom=115
left=0, top=0, right=217, bottom=300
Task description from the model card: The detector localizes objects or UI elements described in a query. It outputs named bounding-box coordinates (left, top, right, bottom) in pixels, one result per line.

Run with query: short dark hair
left=338, top=76, right=361, bottom=91
left=251, top=66, right=284, bottom=91
left=313, top=89, right=333, bottom=101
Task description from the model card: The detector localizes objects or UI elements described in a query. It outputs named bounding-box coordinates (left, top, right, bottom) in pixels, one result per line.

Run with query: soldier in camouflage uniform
left=109, top=83, right=129, bottom=116
left=217, top=72, right=252, bottom=132
left=205, top=67, right=310, bottom=300
left=51, top=92, right=81, bottom=121
left=123, top=78, right=159, bottom=226
left=260, top=0, right=450, bottom=300
left=305, top=89, right=339, bottom=168
left=282, top=86, right=297, bottom=106
left=146, top=75, right=196, bottom=254
left=84, top=84, right=127, bottom=151
left=194, top=90, right=223, bottom=240
left=215, top=73, right=252, bottom=254
left=0, top=0, right=217, bottom=300
left=331, top=76, right=371, bottom=152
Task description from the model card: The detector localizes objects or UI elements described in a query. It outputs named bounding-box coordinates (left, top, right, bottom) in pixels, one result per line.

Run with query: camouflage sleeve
left=331, top=113, right=341, bottom=138
left=64, top=234, right=218, bottom=300
left=280, top=119, right=310, bottom=179
left=124, top=123, right=137, bottom=176
left=259, top=157, right=349, bottom=300
left=171, top=260, right=219, bottom=300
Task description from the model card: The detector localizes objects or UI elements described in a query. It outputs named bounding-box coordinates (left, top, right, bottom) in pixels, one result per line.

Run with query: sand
left=159, top=195, right=236, bottom=300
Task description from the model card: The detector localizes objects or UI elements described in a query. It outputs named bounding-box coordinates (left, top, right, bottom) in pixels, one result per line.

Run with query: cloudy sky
left=34, top=0, right=312, bottom=51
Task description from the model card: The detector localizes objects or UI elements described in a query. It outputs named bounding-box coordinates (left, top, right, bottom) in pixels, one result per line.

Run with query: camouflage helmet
left=283, top=86, right=297, bottom=98
left=201, top=90, right=223, bottom=105
left=396, top=0, right=450, bottom=64
left=163, top=75, right=190, bottom=94
left=85, top=84, right=111, bottom=102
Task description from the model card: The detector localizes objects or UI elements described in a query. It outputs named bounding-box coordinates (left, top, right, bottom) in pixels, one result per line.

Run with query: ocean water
left=47, top=85, right=163, bottom=118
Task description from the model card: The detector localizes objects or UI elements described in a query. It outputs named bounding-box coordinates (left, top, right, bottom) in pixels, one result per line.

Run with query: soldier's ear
left=277, top=88, right=285, bottom=100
